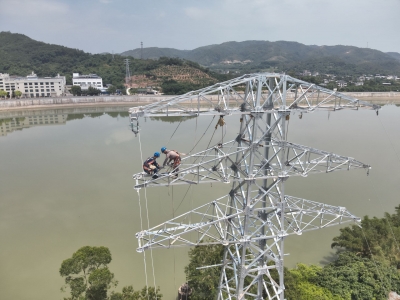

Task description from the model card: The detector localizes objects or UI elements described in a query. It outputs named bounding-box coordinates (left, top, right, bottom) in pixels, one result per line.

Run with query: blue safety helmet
left=161, top=147, right=167, bottom=153
left=154, top=152, right=160, bottom=158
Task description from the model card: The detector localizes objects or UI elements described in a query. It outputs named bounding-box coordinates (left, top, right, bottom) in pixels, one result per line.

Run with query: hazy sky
left=1, top=0, right=399, bottom=54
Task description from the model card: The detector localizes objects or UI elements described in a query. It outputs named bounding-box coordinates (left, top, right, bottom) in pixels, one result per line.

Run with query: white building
left=72, top=73, right=103, bottom=90
left=0, top=72, right=66, bottom=98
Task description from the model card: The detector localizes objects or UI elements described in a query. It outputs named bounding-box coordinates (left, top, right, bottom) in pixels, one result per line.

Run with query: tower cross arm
left=129, top=73, right=380, bottom=120
left=132, top=138, right=371, bottom=189
left=135, top=191, right=361, bottom=253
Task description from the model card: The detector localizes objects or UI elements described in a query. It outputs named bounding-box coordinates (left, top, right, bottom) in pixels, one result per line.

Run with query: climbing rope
left=355, top=110, right=400, bottom=296
left=206, top=116, right=225, bottom=150
left=174, top=185, right=193, bottom=213
left=187, top=115, right=215, bottom=155
left=192, top=116, right=198, bottom=154
left=135, top=189, right=150, bottom=300
left=137, top=131, right=158, bottom=300
left=370, top=179, right=400, bottom=258
left=171, top=186, right=176, bottom=292
left=371, top=112, right=400, bottom=266
left=361, top=227, right=387, bottom=294
left=377, top=113, right=400, bottom=165
left=166, top=119, right=184, bottom=147
left=187, top=115, right=228, bottom=168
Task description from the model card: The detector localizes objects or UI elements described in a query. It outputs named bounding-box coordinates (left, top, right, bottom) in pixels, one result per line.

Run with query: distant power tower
left=141, top=42, right=143, bottom=60
left=130, top=73, right=380, bottom=300
left=124, top=58, right=131, bottom=85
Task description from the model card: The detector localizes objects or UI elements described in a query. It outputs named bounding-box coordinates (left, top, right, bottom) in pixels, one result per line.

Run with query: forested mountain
left=0, top=32, right=226, bottom=93
left=388, top=52, right=400, bottom=62
left=0, top=31, right=124, bottom=87
left=2, top=31, right=400, bottom=95
left=121, top=41, right=400, bottom=76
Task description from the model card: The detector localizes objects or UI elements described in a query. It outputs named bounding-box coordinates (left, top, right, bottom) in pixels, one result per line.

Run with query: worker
left=161, top=146, right=181, bottom=174
left=143, top=152, right=161, bottom=179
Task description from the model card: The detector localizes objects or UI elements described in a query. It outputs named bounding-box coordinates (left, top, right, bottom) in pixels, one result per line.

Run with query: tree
left=86, top=86, right=100, bottom=96
left=59, top=246, right=117, bottom=300
left=332, top=206, right=400, bottom=268
left=129, top=88, right=137, bottom=95
left=315, top=252, right=400, bottom=300
left=14, top=90, right=22, bottom=98
left=184, top=244, right=225, bottom=300
left=110, top=286, right=162, bottom=300
left=0, top=89, right=7, bottom=99
left=70, top=85, right=82, bottom=96
left=284, top=264, right=341, bottom=300
left=107, top=85, right=116, bottom=94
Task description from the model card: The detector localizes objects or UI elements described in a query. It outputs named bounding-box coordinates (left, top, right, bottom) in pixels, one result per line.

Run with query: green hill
left=0, top=32, right=226, bottom=93
left=121, top=40, right=400, bottom=76
left=2, top=31, right=400, bottom=94
left=0, top=31, right=128, bottom=87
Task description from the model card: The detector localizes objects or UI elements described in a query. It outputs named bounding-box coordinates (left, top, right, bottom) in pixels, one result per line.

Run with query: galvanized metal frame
left=130, top=73, right=379, bottom=300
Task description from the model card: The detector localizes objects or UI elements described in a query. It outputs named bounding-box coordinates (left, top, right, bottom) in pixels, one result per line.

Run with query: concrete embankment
left=0, top=95, right=173, bottom=111
left=0, top=92, right=399, bottom=111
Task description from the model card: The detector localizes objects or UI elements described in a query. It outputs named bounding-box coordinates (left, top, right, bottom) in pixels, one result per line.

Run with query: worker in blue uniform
left=143, top=152, right=161, bottom=179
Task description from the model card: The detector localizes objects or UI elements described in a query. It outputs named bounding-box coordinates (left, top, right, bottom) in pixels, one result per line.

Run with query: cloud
left=105, top=131, right=134, bottom=145
left=1, top=0, right=399, bottom=54
left=1, top=0, right=69, bottom=16
left=184, top=7, right=209, bottom=19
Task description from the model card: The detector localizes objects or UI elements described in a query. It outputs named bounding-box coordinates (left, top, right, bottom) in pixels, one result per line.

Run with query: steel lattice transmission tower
left=124, top=58, right=131, bottom=85
left=130, top=73, right=380, bottom=300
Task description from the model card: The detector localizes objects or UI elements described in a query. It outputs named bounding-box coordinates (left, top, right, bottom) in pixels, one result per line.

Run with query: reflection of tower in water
left=130, top=116, right=139, bottom=137
left=124, top=58, right=131, bottom=86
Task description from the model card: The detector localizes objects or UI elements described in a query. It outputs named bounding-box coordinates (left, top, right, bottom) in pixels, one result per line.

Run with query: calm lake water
left=0, top=104, right=399, bottom=300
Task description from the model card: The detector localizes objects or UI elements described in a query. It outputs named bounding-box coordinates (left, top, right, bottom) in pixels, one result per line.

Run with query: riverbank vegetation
left=57, top=186, right=400, bottom=299
left=59, top=246, right=162, bottom=300
left=184, top=205, right=400, bottom=299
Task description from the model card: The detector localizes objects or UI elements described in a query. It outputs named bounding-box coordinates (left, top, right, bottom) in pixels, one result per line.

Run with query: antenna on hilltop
left=141, top=42, right=143, bottom=60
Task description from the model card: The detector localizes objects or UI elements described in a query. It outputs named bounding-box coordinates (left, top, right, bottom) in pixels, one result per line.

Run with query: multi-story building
left=72, top=73, right=103, bottom=90
left=0, top=72, right=66, bottom=98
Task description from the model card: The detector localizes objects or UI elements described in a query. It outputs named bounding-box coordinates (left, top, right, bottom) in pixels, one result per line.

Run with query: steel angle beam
left=286, top=76, right=380, bottom=111
left=129, top=73, right=380, bottom=119
left=135, top=190, right=360, bottom=252
left=132, top=139, right=370, bottom=189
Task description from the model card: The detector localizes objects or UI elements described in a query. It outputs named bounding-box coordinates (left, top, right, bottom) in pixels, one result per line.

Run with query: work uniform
left=163, top=150, right=181, bottom=172
left=143, top=156, right=160, bottom=175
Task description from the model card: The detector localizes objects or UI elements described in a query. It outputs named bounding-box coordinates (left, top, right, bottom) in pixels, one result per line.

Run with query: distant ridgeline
left=121, top=40, right=400, bottom=76
left=0, top=32, right=228, bottom=95
left=2, top=31, right=400, bottom=94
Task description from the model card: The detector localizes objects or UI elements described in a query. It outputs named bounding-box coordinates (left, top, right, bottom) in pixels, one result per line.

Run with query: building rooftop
left=72, top=73, right=101, bottom=79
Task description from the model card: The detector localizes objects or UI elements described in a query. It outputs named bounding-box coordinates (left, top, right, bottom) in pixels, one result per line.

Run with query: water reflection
left=149, top=116, right=196, bottom=123
left=0, top=106, right=202, bottom=137
left=0, top=104, right=399, bottom=300
left=0, top=107, right=131, bottom=137
left=0, top=115, right=67, bottom=137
